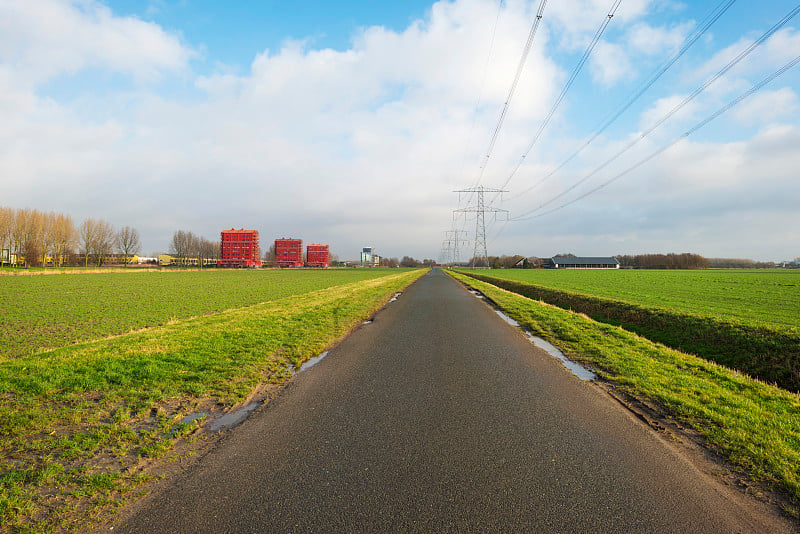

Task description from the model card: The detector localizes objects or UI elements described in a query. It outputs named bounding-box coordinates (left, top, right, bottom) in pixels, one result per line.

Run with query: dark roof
left=550, top=256, right=619, bottom=265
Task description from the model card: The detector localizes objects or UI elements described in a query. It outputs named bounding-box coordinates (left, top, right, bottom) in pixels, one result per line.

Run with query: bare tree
left=52, top=214, right=77, bottom=266
left=80, top=219, right=98, bottom=266
left=13, top=209, right=44, bottom=267
left=93, top=220, right=116, bottom=265
left=40, top=211, right=57, bottom=266
left=79, top=218, right=115, bottom=266
left=0, top=207, right=13, bottom=260
left=117, top=226, right=141, bottom=266
left=263, top=243, right=276, bottom=266
left=197, top=238, right=219, bottom=264
left=170, top=230, right=193, bottom=258
left=400, top=256, right=421, bottom=267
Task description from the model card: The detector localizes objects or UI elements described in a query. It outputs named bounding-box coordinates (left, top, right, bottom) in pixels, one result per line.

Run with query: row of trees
left=461, top=253, right=711, bottom=269
left=466, top=255, right=534, bottom=269
left=614, top=253, right=709, bottom=269
left=169, top=230, right=219, bottom=260
left=707, top=257, right=788, bottom=269
left=0, top=207, right=141, bottom=267
left=399, top=256, right=436, bottom=268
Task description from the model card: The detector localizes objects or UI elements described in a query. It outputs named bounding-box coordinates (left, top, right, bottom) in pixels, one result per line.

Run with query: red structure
left=219, top=229, right=262, bottom=267
left=306, top=244, right=330, bottom=268
left=275, top=238, right=303, bottom=267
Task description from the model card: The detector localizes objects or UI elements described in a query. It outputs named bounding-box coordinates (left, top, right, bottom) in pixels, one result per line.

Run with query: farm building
left=275, top=238, right=304, bottom=267
left=219, top=229, right=262, bottom=267
left=306, top=244, right=330, bottom=268
left=543, top=256, right=620, bottom=269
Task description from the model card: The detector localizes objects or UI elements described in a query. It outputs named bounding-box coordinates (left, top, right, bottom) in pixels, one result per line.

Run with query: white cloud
left=589, top=40, right=633, bottom=86
left=0, top=0, right=194, bottom=85
left=638, top=94, right=701, bottom=132
left=729, top=87, right=798, bottom=125
left=626, top=21, right=694, bottom=56
left=544, top=0, right=651, bottom=50
left=691, top=28, right=800, bottom=87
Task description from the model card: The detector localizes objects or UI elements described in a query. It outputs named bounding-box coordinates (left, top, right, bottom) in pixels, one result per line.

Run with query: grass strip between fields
left=456, top=270, right=800, bottom=392
left=448, top=270, right=800, bottom=513
left=0, top=268, right=426, bottom=532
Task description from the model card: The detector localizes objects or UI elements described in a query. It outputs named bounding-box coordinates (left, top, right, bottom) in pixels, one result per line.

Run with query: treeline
left=169, top=230, right=219, bottom=260
left=614, top=253, right=709, bottom=269
left=0, top=206, right=141, bottom=267
left=464, top=253, right=710, bottom=269
left=707, top=258, right=783, bottom=269
left=467, top=255, right=537, bottom=268
left=399, top=256, right=436, bottom=268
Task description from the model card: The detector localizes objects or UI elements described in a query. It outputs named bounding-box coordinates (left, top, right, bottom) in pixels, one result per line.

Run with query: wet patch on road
left=479, top=293, right=597, bottom=381
left=209, top=401, right=262, bottom=432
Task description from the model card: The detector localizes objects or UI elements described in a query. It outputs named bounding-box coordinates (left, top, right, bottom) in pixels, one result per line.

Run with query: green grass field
left=457, top=268, right=800, bottom=332
left=0, top=268, right=427, bottom=532
left=0, top=269, right=416, bottom=359
left=457, top=268, right=800, bottom=391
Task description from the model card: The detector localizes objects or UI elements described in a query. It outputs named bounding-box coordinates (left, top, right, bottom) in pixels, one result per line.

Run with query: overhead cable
left=472, top=0, right=548, bottom=187
left=457, top=0, right=504, bottom=182
left=509, top=0, right=737, bottom=201
left=496, top=0, right=622, bottom=194
left=513, top=3, right=800, bottom=220
left=512, top=52, right=800, bottom=221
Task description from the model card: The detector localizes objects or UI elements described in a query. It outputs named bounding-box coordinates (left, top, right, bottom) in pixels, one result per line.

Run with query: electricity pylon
left=442, top=229, right=469, bottom=266
left=454, top=186, right=508, bottom=268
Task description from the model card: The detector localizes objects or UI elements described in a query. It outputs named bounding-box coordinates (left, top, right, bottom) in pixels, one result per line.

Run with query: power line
left=512, top=3, right=800, bottom=220
left=457, top=0, right=505, bottom=179
left=472, top=0, right=547, bottom=188
left=508, top=0, right=737, bottom=201
left=514, top=51, right=800, bottom=221
left=495, top=0, right=622, bottom=194
left=442, top=229, right=470, bottom=265
left=454, top=187, right=508, bottom=267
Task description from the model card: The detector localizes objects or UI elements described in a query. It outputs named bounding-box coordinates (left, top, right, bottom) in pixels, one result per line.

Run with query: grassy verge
left=0, top=269, right=426, bottom=532
left=448, top=270, right=800, bottom=512
left=1, top=268, right=417, bottom=358
left=457, top=270, right=800, bottom=392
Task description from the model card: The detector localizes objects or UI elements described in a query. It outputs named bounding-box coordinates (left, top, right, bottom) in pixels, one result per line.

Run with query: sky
left=1, top=0, right=799, bottom=262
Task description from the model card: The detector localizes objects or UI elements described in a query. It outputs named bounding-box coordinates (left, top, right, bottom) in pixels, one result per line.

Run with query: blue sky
left=2, top=0, right=799, bottom=261
left=107, top=1, right=435, bottom=62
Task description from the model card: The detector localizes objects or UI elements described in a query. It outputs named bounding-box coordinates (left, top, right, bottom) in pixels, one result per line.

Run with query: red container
left=219, top=229, right=262, bottom=267
left=306, top=244, right=329, bottom=268
left=275, top=238, right=304, bottom=267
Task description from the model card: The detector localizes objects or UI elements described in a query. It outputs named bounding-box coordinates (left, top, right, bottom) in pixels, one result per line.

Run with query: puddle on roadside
left=298, top=350, right=329, bottom=373
left=209, top=401, right=261, bottom=432
left=179, top=412, right=209, bottom=425
left=470, top=290, right=485, bottom=299
left=363, top=320, right=373, bottom=324
left=495, top=310, right=520, bottom=327
left=526, top=333, right=596, bottom=381
left=389, top=292, right=402, bottom=302
left=184, top=349, right=333, bottom=434
left=492, top=309, right=595, bottom=381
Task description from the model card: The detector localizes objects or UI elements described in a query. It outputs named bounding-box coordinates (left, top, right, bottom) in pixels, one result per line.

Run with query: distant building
left=219, top=229, right=262, bottom=267
left=361, top=247, right=375, bottom=266
left=275, top=238, right=304, bottom=267
left=543, top=256, right=620, bottom=269
left=306, top=244, right=330, bottom=268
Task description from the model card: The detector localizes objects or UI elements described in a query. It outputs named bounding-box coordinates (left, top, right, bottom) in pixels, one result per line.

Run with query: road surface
left=113, top=269, right=792, bottom=532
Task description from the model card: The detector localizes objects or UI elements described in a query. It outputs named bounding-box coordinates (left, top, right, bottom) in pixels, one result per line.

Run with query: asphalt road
left=114, top=269, right=792, bottom=533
